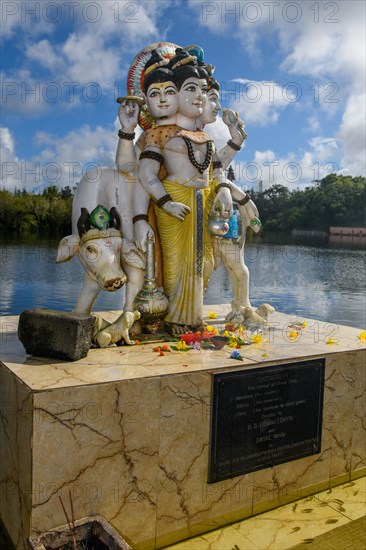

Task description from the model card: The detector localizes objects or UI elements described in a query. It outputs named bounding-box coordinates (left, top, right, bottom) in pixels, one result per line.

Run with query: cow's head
left=56, top=206, right=127, bottom=291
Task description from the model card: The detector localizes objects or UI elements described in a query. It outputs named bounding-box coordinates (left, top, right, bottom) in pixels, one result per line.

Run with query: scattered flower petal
left=358, top=330, right=366, bottom=341
left=175, top=340, right=189, bottom=351
left=326, top=337, right=337, bottom=345
left=208, top=311, right=217, bottom=319
left=180, top=332, right=201, bottom=344
left=288, top=330, right=300, bottom=340
left=159, top=351, right=165, bottom=356
left=289, top=322, right=306, bottom=330
left=201, top=331, right=215, bottom=340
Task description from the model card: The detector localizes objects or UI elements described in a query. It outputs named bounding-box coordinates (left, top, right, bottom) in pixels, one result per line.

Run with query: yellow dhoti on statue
left=155, top=179, right=214, bottom=327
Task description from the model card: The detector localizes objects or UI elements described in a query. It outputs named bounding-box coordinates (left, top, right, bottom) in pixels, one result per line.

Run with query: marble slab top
left=1, top=306, right=365, bottom=392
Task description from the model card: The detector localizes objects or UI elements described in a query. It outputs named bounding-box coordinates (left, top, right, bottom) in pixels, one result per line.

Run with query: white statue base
left=0, top=306, right=365, bottom=549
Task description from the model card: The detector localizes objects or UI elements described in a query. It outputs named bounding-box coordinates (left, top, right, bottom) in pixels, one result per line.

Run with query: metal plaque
left=208, top=359, right=325, bottom=483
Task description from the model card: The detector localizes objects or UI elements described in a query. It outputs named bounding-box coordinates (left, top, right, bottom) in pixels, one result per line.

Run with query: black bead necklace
left=182, top=136, right=213, bottom=174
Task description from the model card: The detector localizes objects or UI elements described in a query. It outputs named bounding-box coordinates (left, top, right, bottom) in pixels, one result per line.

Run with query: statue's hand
left=213, top=188, right=233, bottom=219
left=242, top=198, right=261, bottom=232
left=134, top=220, right=155, bottom=252
left=244, top=198, right=259, bottom=219
left=162, top=201, right=191, bottom=221
left=222, top=109, right=247, bottom=145
left=118, top=100, right=139, bottom=132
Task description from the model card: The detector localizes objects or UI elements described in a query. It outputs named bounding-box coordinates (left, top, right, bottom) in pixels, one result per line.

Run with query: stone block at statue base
left=1, top=307, right=365, bottom=549
left=18, top=309, right=95, bottom=361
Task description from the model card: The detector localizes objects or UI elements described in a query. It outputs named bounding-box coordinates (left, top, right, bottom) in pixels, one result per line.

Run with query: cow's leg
left=73, top=273, right=101, bottom=314
left=122, top=264, right=144, bottom=312
left=220, top=241, right=251, bottom=311
left=110, top=170, right=134, bottom=241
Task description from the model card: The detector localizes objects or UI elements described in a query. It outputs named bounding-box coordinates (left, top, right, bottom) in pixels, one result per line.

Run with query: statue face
left=178, top=77, right=208, bottom=118
left=199, top=89, right=221, bottom=125
left=146, top=81, right=179, bottom=120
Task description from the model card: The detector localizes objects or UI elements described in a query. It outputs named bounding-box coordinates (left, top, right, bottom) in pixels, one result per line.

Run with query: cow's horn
left=109, top=207, right=121, bottom=231
left=77, top=208, right=91, bottom=236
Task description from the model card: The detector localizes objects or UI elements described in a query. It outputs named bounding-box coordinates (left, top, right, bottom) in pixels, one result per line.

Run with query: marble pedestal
left=1, top=307, right=365, bottom=549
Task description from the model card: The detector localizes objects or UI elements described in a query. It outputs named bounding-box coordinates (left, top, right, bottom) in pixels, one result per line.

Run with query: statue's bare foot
left=255, top=304, right=275, bottom=320
left=165, top=323, right=190, bottom=336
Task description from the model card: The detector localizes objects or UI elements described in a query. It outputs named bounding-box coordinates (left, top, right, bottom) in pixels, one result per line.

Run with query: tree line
left=0, top=174, right=365, bottom=235
left=0, top=186, right=73, bottom=235
left=250, top=174, right=366, bottom=231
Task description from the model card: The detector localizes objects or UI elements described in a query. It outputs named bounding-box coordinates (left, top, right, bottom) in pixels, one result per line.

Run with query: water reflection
left=205, top=241, right=366, bottom=329
left=1, top=235, right=365, bottom=329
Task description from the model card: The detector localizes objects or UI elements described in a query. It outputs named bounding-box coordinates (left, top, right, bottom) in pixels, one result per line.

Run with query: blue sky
left=1, top=0, right=365, bottom=193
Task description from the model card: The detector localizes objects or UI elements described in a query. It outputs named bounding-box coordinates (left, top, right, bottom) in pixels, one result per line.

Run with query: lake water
left=1, top=233, right=365, bottom=329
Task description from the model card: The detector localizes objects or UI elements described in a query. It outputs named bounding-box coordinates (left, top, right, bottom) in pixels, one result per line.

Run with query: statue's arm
left=216, top=144, right=239, bottom=170
left=116, top=136, right=137, bottom=173
left=115, top=101, right=139, bottom=173
left=138, top=148, right=169, bottom=201
left=216, top=110, right=247, bottom=170
left=138, top=150, right=191, bottom=221
left=226, top=181, right=250, bottom=203
left=132, top=144, right=154, bottom=252
left=133, top=179, right=151, bottom=217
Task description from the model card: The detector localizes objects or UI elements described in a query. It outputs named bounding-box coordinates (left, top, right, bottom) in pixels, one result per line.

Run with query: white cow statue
left=56, top=168, right=145, bottom=346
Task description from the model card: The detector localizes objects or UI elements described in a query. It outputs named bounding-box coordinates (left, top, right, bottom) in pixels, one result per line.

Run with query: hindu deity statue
left=114, top=43, right=270, bottom=336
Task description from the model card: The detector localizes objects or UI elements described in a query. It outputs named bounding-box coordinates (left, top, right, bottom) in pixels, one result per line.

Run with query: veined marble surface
left=164, top=477, right=366, bottom=550
left=0, top=307, right=365, bottom=549
left=0, top=308, right=365, bottom=391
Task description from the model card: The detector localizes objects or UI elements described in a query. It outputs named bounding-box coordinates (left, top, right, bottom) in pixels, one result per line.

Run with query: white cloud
left=26, top=39, right=64, bottom=71
left=231, top=137, right=340, bottom=190
left=3, top=0, right=176, bottom=116
left=189, top=0, right=366, bottom=176
left=338, top=93, right=366, bottom=176
left=230, top=79, right=294, bottom=126
left=1, top=127, right=15, bottom=155
left=1, top=0, right=54, bottom=39
left=307, top=137, right=339, bottom=163
left=61, top=32, right=121, bottom=84
left=33, top=124, right=117, bottom=188
left=204, top=116, right=231, bottom=150
left=305, top=116, right=320, bottom=134
left=280, top=2, right=365, bottom=90
left=1, top=124, right=118, bottom=192
left=57, top=1, right=166, bottom=84
left=1, top=69, right=52, bottom=115
left=1, top=127, right=22, bottom=192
